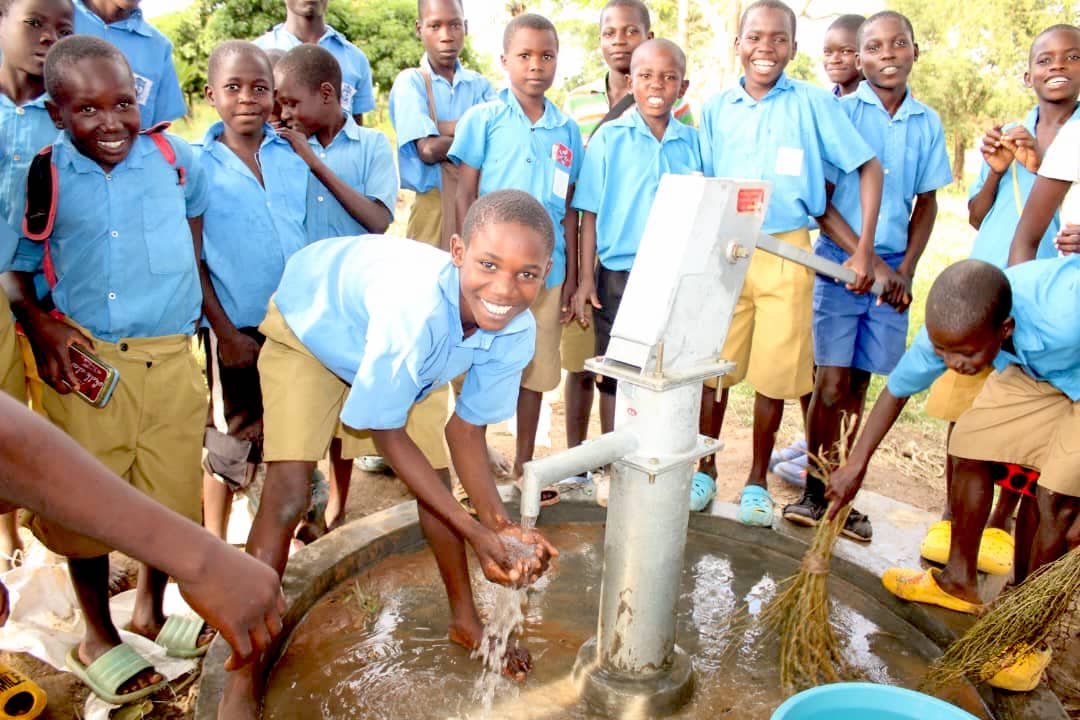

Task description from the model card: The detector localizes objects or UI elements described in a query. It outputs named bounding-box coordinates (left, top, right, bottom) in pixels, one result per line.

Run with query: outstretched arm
left=0, top=393, right=285, bottom=669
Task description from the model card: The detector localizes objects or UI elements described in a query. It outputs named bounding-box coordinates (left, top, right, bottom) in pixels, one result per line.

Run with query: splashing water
left=471, top=531, right=538, bottom=713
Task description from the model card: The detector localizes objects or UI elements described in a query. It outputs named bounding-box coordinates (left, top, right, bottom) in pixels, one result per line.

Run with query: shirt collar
left=75, top=0, right=151, bottom=36
left=625, top=106, right=687, bottom=144
left=54, top=129, right=152, bottom=173
left=309, top=113, right=362, bottom=150
left=729, top=71, right=793, bottom=104
left=1025, top=102, right=1080, bottom=133
left=200, top=121, right=285, bottom=160
left=421, top=55, right=467, bottom=87
left=0, top=92, right=49, bottom=111
left=854, top=80, right=923, bottom=120
left=439, top=262, right=532, bottom=350
left=499, top=87, right=564, bottom=130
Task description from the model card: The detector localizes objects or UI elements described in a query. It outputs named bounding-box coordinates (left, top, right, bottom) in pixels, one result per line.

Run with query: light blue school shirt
left=448, top=88, right=583, bottom=289
left=274, top=235, right=536, bottom=429
left=73, top=0, right=186, bottom=128
left=824, top=82, right=952, bottom=255
left=0, top=94, right=58, bottom=232
left=887, top=255, right=1080, bottom=401
left=388, top=56, right=496, bottom=193
left=967, top=106, right=1080, bottom=267
left=0, top=221, right=17, bottom=273
left=572, top=109, right=702, bottom=271
left=305, top=114, right=398, bottom=243
left=11, top=132, right=208, bottom=341
left=699, top=73, right=874, bottom=235
left=195, top=122, right=309, bottom=329
left=255, top=24, right=375, bottom=116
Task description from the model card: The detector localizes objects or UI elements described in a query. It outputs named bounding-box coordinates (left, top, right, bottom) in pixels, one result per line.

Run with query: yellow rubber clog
left=881, top=567, right=984, bottom=614
left=988, top=646, right=1052, bottom=692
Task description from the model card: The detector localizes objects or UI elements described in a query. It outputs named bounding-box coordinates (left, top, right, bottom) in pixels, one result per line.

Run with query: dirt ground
left=4, top=391, right=1078, bottom=719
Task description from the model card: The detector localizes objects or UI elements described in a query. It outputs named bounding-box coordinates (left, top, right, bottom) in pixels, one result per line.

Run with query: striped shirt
left=564, top=75, right=694, bottom=145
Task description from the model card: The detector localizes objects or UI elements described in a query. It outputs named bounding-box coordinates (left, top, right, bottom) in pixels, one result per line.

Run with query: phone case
left=69, top=345, right=119, bottom=408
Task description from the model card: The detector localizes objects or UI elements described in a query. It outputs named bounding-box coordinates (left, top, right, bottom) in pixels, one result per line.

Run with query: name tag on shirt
left=775, top=146, right=803, bottom=177
left=133, top=74, right=153, bottom=106
left=551, top=143, right=572, bottom=200
left=553, top=168, right=569, bottom=199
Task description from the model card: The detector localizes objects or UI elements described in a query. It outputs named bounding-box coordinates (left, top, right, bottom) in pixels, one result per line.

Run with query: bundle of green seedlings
left=724, top=418, right=862, bottom=693
left=922, top=545, right=1080, bottom=692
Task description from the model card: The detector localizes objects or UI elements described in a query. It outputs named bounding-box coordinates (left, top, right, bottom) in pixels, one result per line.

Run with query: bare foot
left=218, top=666, right=262, bottom=720
left=449, top=622, right=533, bottom=681
left=79, top=640, right=162, bottom=695
left=935, top=569, right=982, bottom=605
left=487, top=444, right=513, bottom=480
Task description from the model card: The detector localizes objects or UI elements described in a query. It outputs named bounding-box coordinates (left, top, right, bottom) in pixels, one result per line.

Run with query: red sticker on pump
left=737, top=188, right=765, bottom=214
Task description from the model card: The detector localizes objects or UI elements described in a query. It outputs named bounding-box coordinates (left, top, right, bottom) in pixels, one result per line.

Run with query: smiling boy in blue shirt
left=219, top=190, right=559, bottom=718
left=450, top=13, right=583, bottom=485
left=73, top=0, right=186, bottom=127
left=254, top=0, right=375, bottom=125
left=787, top=11, right=952, bottom=537
left=3, top=36, right=212, bottom=703
left=697, top=0, right=882, bottom=534
left=194, top=41, right=309, bottom=540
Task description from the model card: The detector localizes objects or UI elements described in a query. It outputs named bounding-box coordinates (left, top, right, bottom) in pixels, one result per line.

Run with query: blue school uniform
left=305, top=115, right=398, bottom=242
left=572, top=109, right=701, bottom=271
left=887, top=255, right=1080, bottom=401
left=11, top=132, right=208, bottom=341
left=0, top=221, right=17, bottom=272
left=813, top=82, right=953, bottom=375
left=448, top=88, right=583, bottom=289
left=73, top=0, right=186, bottom=128
left=255, top=24, right=375, bottom=117
left=389, top=57, right=496, bottom=194
left=195, top=123, right=309, bottom=329
left=699, top=73, right=874, bottom=235
left=968, top=106, right=1080, bottom=267
left=274, top=235, right=536, bottom=429
left=0, top=94, right=58, bottom=231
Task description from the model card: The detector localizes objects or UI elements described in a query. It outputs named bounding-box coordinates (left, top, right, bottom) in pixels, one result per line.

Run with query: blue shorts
left=812, top=240, right=908, bottom=375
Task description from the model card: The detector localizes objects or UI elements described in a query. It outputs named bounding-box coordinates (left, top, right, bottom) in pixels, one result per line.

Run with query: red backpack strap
left=141, top=122, right=186, bottom=186
left=22, top=146, right=59, bottom=290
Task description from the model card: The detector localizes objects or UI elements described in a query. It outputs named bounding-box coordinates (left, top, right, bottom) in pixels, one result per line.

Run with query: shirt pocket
left=142, top=183, right=194, bottom=275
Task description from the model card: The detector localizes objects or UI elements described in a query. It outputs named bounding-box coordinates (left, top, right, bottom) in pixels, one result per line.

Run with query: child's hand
left=496, top=524, right=558, bottom=585
left=560, top=281, right=577, bottom=325
left=23, top=315, right=94, bottom=394
left=872, top=258, right=912, bottom=312
left=1055, top=223, right=1080, bottom=255
left=275, top=126, right=317, bottom=166
left=1000, top=126, right=1040, bottom=173
left=572, top=279, right=601, bottom=328
left=980, top=124, right=1014, bottom=175
left=843, top=250, right=874, bottom=295
left=218, top=329, right=261, bottom=369
left=824, top=461, right=866, bottom=521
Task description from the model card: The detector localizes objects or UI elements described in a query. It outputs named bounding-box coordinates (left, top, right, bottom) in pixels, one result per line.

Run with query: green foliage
left=151, top=0, right=480, bottom=111
left=785, top=51, right=817, bottom=83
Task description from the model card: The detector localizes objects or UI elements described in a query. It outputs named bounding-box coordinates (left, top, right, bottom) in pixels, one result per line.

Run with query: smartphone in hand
left=68, top=345, right=119, bottom=408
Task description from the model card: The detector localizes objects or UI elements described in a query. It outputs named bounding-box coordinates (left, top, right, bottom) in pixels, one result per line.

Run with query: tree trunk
left=952, top=134, right=966, bottom=188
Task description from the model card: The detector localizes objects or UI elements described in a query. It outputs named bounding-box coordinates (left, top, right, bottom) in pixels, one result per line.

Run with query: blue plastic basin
left=771, top=683, right=981, bottom=720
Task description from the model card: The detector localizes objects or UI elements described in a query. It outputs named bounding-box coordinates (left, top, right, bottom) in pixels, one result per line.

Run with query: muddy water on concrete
left=263, top=524, right=988, bottom=720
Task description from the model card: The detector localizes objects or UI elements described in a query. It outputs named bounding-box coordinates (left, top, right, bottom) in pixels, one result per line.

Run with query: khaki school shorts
left=950, top=365, right=1080, bottom=497
left=259, top=299, right=450, bottom=468
left=560, top=308, right=595, bottom=374
left=521, top=282, right=563, bottom=393
left=706, top=228, right=815, bottom=400
left=0, top=291, right=26, bottom=403
left=406, top=188, right=442, bottom=248
left=925, top=366, right=993, bottom=423
left=31, top=329, right=206, bottom=558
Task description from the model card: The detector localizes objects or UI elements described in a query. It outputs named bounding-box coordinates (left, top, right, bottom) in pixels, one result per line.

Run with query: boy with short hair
left=389, top=0, right=494, bottom=251
left=784, top=10, right=952, bottom=537
left=826, top=256, right=1080, bottom=690
left=72, top=0, right=186, bottom=127
left=918, top=24, right=1080, bottom=569
left=0, top=0, right=74, bottom=566
left=450, top=13, right=584, bottom=483
left=3, top=35, right=212, bottom=703
left=219, top=190, right=559, bottom=719
left=572, top=38, right=701, bottom=447
left=561, top=0, right=695, bottom=452
left=822, top=13, right=863, bottom=97
left=275, top=43, right=423, bottom=532
left=195, top=40, right=310, bottom=539
left=254, top=0, right=375, bottom=125
left=697, top=0, right=882, bottom=532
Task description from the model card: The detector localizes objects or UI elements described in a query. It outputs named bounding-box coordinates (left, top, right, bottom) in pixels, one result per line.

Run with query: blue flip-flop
left=773, top=455, right=808, bottom=488
left=737, top=485, right=774, bottom=527
left=768, top=438, right=807, bottom=471
left=689, top=472, right=717, bottom=512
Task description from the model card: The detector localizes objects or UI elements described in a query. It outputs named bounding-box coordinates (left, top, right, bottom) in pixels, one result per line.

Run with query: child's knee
left=815, top=370, right=848, bottom=409
left=263, top=463, right=317, bottom=527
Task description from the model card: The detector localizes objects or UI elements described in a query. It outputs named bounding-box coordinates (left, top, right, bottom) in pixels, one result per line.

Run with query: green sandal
left=66, top=644, right=166, bottom=706
left=154, top=615, right=213, bottom=658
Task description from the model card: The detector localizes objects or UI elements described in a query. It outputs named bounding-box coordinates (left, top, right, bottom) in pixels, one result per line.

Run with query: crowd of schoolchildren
left=0, top=0, right=1077, bottom=711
